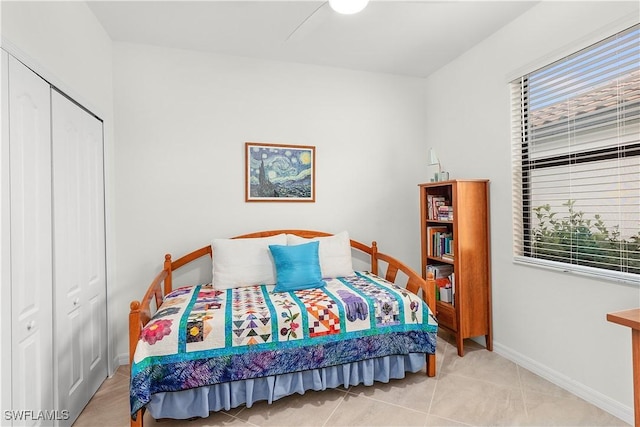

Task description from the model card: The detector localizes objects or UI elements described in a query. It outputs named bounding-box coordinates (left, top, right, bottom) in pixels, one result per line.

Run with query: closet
left=1, top=51, right=107, bottom=426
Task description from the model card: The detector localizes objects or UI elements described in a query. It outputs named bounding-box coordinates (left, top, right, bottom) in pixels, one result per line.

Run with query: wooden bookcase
left=419, top=179, right=492, bottom=356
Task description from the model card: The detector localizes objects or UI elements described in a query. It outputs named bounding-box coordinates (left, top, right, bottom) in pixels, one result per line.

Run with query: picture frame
left=245, top=142, right=316, bottom=202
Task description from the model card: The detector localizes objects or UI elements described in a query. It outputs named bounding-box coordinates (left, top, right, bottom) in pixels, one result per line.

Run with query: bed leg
left=131, top=408, right=144, bottom=427
left=426, top=353, right=436, bottom=377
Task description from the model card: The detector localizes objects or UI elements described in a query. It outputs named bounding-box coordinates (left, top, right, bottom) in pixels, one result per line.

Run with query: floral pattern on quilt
left=276, top=299, right=300, bottom=339
left=130, top=271, right=437, bottom=417
left=140, top=319, right=172, bottom=345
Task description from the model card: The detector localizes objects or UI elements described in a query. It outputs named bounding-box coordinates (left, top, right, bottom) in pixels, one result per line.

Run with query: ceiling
left=88, top=0, right=539, bottom=78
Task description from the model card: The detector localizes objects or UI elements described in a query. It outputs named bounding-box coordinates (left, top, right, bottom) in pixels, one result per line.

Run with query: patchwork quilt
left=130, top=271, right=438, bottom=415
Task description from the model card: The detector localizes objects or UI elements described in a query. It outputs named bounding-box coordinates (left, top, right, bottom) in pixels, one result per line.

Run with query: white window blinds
left=511, top=24, right=640, bottom=284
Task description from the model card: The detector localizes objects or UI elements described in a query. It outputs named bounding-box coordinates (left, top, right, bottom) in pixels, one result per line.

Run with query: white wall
left=112, top=42, right=429, bottom=360
left=423, top=1, right=639, bottom=423
left=0, top=1, right=117, bottom=374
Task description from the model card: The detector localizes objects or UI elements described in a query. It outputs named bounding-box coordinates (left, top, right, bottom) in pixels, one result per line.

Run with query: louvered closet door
left=52, top=90, right=107, bottom=426
left=8, top=55, right=54, bottom=427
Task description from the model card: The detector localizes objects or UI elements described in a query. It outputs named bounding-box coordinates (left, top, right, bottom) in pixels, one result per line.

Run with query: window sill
left=513, top=256, right=640, bottom=287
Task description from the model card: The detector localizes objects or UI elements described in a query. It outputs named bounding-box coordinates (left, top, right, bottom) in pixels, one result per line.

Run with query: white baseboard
left=493, top=341, right=633, bottom=426
left=114, top=353, right=129, bottom=368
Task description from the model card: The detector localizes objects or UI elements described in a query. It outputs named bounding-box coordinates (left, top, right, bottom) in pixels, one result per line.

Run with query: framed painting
left=245, top=142, right=316, bottom=202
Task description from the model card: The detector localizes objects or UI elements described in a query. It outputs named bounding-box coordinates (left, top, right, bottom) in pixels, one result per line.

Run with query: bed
left=129, top=230, right=438, bottom=426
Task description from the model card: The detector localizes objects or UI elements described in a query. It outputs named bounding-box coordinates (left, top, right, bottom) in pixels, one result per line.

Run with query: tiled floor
left=73, top=332, right=629, bottom=426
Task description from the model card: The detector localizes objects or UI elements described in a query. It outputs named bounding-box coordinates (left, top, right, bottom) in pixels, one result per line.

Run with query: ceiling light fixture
left=329, top=0, right=369, bottom=15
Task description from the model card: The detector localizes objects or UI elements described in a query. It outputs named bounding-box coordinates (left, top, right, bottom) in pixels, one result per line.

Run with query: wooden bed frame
left=129, top=230, right=437, bottom=426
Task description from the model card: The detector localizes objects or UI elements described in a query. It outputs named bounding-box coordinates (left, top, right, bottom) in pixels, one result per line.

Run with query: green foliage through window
left=531, top=200, right=640, bottom=275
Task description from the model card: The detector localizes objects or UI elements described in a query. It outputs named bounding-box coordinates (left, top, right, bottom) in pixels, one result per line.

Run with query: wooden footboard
left=373, top=248, right=437, bottom=377
left=129, top=230, right=437, bottom=426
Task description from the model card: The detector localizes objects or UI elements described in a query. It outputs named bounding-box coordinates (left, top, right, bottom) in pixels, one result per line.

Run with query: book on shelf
left=427, top=265, right=455, bottom=304
left=428, top=227, right=453, bottom=258
left=426, top=195, right=449, bottom=220
left=426, top=263, right=453, bottom=278
left=441, top=249, right=454, bottom=261
left=426, top=226, right=448, bottom=256
left=440, top=233, right=453, bottom=257
left=437, top=205, right=454, bottom=221
left=450, top=272, right=455, bottom=306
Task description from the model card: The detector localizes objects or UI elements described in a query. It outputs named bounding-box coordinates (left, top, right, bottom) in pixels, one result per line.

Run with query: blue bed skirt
left=147, top=353, right=426, bottom=419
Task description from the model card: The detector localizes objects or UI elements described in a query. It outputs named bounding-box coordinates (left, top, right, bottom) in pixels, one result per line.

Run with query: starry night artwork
left=245, top=142, right=315, bottom=202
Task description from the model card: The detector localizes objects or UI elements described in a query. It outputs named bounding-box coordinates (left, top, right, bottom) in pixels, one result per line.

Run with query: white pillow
left=286, top=231, right=354, bottom=278
left=212, top=234, right=287, bottom=289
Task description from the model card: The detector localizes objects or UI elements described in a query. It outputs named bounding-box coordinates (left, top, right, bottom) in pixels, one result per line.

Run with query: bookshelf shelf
left=426, top=256, right=454, bottom=265
left=419, top=179, right=492, bottom=357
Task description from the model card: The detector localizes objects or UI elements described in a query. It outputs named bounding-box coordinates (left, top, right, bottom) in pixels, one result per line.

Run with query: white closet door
left=52, top=90, right=107, bottom=426
left=8, top=55, right=54, bottom=426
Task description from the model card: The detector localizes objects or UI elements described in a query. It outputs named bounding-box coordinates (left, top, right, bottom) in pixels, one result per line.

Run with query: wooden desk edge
left=607, top=308, right=640, bottom=331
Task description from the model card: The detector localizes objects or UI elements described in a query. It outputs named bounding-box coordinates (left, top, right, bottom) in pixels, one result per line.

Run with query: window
left=511, top=24, right=640, bottom=283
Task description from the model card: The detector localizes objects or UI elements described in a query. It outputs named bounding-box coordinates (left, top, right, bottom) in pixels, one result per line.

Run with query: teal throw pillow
left=269, top=241, right=325, bottom=292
